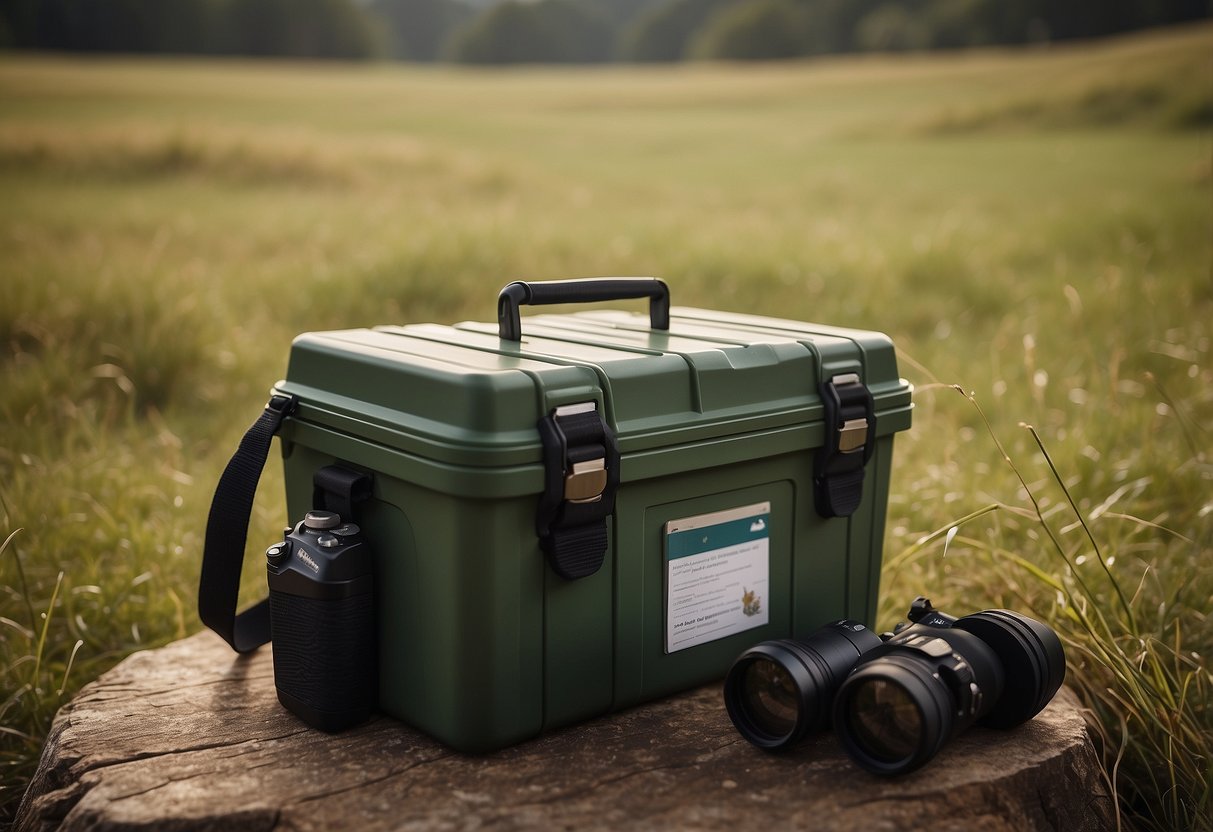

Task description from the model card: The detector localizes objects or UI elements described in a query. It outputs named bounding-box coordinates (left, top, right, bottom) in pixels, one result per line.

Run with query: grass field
left=2, top=23, right=1211, bottom=829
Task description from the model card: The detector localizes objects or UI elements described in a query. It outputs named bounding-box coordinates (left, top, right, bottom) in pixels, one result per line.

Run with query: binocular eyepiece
left=723, top=598, right=1065, bottom=775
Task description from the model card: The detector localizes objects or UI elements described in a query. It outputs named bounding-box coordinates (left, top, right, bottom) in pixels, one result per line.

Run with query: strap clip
left=267, top=393, right=298, bottom=416
left=536, top=402, right=619, bottom=579
left=313, top=464, right=373, bottom=522
left=814, top=373, right=876, bottom=518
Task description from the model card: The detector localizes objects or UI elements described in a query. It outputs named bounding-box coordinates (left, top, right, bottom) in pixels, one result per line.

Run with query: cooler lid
left=277, top=283, right=911, bottom=469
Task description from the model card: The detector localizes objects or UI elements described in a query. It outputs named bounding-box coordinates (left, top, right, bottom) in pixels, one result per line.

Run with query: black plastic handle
left=497, top=278, right=670, bottom=341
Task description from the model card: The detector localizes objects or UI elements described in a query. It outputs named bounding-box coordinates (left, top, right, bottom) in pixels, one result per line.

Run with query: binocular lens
left=739, top=657, right=799, bottom=738
left=723, top=621, right=882, bottom=750
left=844, top=678, right=923, bottom=764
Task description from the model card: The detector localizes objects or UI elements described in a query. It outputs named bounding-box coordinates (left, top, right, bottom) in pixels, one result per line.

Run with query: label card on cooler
left=664, top=501, right=770, bottom=653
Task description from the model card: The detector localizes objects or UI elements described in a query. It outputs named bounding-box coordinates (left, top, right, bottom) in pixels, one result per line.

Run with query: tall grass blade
left=0, top=529, right=35, bottom=636
left=30, top=571, right=64, bottom=695
left=1022, top=423, right=1137, bottom=633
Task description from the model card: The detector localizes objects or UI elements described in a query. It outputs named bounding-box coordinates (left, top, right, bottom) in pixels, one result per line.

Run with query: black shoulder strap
left=199, top=393, right=297, bottom=653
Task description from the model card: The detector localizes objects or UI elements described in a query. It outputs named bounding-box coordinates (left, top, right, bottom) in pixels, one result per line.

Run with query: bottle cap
left=303, top=510, right=340, bottom=530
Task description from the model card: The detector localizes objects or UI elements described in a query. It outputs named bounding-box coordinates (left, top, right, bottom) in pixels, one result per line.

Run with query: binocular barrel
left=723, top=602, right=1066, bottom=775
left=724, top=621, right=882, bottom=749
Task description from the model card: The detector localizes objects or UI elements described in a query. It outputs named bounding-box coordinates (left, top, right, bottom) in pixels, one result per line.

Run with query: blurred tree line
left=0, top=0, right=1208, bottom=62
left=0, top=0, right=380, bottom=58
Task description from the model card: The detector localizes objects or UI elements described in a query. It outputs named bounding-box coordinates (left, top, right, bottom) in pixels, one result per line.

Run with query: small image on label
left=665, top=502, right=770, bottom=653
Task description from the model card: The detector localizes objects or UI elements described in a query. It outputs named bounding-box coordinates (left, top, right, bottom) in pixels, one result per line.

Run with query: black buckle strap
left=536, top=403, right=620, bottom=579
left=313, top=465, right=373, bottom=521
left=200, top=393, right=297, bottom=653
left=814, top=373, right=875, bottom=518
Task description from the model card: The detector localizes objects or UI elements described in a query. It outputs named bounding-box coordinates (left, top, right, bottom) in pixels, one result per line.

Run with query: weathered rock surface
left=17, top=631, right=1114, bottom=831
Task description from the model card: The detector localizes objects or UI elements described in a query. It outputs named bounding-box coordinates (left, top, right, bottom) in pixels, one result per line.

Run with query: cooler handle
left=497, top=277, right=670, bottom=341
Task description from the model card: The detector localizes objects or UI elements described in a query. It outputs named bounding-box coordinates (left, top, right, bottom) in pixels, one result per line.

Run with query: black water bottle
left=266, top=510, right=376, bottom=731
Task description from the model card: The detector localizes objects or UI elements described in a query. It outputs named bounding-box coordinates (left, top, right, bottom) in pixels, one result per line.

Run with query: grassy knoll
left=2, top=22, right=1210, bottom=828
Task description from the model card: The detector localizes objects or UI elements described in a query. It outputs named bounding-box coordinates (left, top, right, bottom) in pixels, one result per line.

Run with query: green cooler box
left=272, top=278, right=913, bottom=751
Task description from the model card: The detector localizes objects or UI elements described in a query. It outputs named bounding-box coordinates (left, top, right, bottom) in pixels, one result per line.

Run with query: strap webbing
left=313, top=465, right=372, bottom=520
left=199, top=394, right=297, bottom=653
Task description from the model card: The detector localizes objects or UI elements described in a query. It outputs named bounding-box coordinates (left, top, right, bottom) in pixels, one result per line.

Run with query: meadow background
left=2, top=22, right=1211, bottom=830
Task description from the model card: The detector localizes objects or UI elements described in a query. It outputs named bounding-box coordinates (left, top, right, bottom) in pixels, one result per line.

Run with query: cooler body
left=276, top=305, right=913, bottom=751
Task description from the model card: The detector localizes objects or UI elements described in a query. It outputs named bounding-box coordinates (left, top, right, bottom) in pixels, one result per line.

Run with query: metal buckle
left=564, top=458, right=607, bottom=503
left=829, top=374, right=868, bottom=453
left=838, top=418, right=868, bottom=453
left=554, top=401, right=597, bottom=417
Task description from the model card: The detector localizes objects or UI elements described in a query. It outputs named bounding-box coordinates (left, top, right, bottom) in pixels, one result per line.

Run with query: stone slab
left=16, top=631, right=1115, bottom=831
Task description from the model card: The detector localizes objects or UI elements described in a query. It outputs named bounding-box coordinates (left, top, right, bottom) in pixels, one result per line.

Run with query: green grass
left=2, top=23, right=1211, bottom=829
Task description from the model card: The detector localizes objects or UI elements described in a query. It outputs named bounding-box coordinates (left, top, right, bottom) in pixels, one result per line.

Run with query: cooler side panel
left=791, top=498, right=852, bottom=636
left=844, top=436, right=880, bottom=627
left=282, top=442, right=545, bottom=752
left=864, top=436, right=896, bottom=625
left=611, top=459, right=802, bottom=710
left=542, top=539, right=614, bottom=729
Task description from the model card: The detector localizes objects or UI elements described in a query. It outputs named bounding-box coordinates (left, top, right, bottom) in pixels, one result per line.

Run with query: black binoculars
left=723, top=597, right=1066, bottom=775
